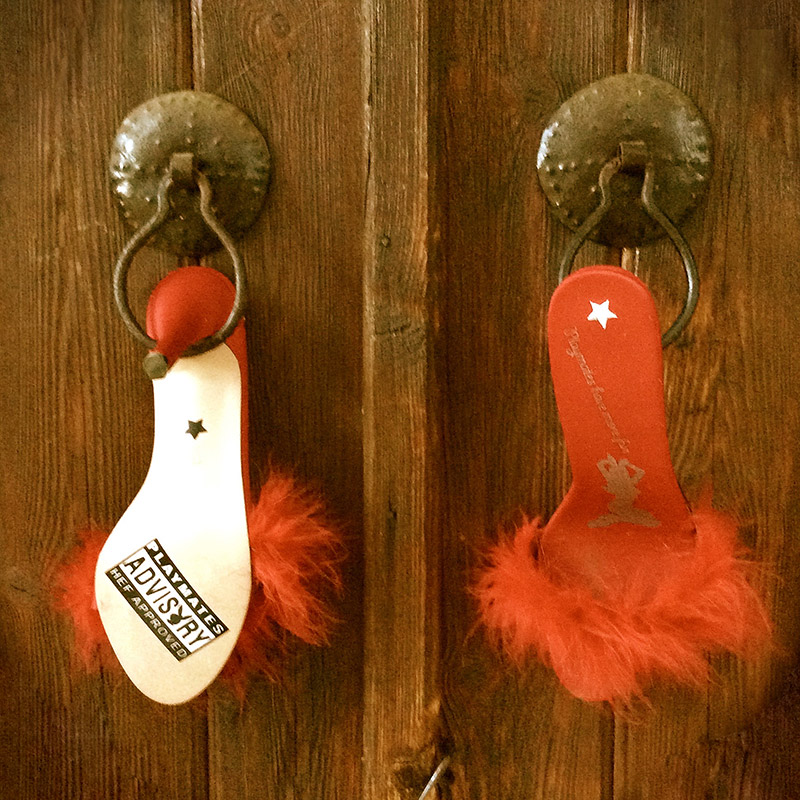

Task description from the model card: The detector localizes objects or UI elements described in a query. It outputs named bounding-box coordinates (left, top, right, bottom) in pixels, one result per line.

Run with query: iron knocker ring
left=557, top=143, right=699, bottom=348
left=112, top=152, right=247, bottom=364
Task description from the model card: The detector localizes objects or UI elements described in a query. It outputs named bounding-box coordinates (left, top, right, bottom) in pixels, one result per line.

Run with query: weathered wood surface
left=360, top=0, right=447, bottom=797
left=2, top=1, right=800, bottom=798
left=433, top=1, right=623, bottom=798
left=614, top=2, right=800, bottom=798
left=0, top=2, right=206, bottom=800
left=196, top=2, right=366, bottom=799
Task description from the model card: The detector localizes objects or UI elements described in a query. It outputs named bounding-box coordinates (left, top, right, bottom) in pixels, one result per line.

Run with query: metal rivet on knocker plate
left=109, top=91, right=270, bottom=377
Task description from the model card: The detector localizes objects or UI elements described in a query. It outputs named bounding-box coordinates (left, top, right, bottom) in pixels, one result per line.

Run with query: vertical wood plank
left=615, top=1, right=800, bottom=797
left=361, top=0, right=444, bottom=798
left=432, top=1, right=623, bottom=798
left=0, top=2, right=209, bottom=799
left=193, top=2, right=365, bottom=799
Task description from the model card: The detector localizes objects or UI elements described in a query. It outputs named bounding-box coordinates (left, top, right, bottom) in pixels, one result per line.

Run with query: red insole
left=476, top=265, right=771, bottom=705
left=145, top=266, right=250, bottom=505
left=545, top=266, right=693, bottom=595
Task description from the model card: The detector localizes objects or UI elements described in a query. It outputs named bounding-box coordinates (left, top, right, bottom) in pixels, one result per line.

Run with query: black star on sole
left=186, top=420, right=207, bottom=439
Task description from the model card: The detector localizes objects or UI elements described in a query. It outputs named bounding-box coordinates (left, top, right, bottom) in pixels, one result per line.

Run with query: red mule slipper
left=54, top=267, right=342, bottom=703
left=476, top=265, right=771, bottom=705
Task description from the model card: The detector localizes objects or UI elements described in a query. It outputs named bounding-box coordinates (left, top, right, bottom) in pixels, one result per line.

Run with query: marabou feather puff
left=475, top=498, right=771, bottom=706
left=219, top=473, right=343, bottom=697
left=53, top=472, right=343, bottom=698
left=52, top=528, right=115, bottom=672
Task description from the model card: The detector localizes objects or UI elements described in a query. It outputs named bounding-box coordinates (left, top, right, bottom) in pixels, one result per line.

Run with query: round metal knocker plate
left=109, top=91, right=270, bottom=256
left=537, top=73, right=711, bottom=248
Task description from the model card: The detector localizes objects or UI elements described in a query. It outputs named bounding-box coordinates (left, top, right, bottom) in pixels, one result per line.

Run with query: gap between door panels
left=607, top=2, right=636, bottom=798
left=172, top=0, right=195, bottom=91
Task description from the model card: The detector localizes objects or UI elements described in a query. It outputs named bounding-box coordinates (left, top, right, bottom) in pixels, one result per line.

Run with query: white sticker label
left=105, top=538, right=229, bottom=661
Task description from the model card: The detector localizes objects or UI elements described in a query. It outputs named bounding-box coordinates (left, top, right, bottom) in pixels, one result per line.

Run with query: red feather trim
left=475, top=499, right=771, bottom=706
left=52, top=472, right=343, bottom=698
left=219, top=472, right=343, bottom=698
left=52, top=529, right=117, bottom=672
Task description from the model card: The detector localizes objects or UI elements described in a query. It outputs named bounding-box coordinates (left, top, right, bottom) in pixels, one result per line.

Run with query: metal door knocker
left=537, top=73, right=712, bottom=346
left=109, top=91, right=270, bottom=377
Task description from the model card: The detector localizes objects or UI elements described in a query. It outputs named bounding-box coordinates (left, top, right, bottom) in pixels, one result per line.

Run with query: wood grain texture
left=194, top=2, right=365, bottom=799
left=361, top=0, right=445, bottom=798
left=432, top=1, right=623, bottom=798
left=3, top=0, right=800, bottom=798
left=0, top=2, right=207, bottom=799
left=615, top=1, right=800, bottom=798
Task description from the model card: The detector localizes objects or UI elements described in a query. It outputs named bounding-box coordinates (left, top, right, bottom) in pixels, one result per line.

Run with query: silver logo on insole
left=588, top=455, right=660, bottom=528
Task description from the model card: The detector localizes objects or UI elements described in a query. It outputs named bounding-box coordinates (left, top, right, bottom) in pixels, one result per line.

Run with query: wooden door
left=1, top=1, right=798, bottom=798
